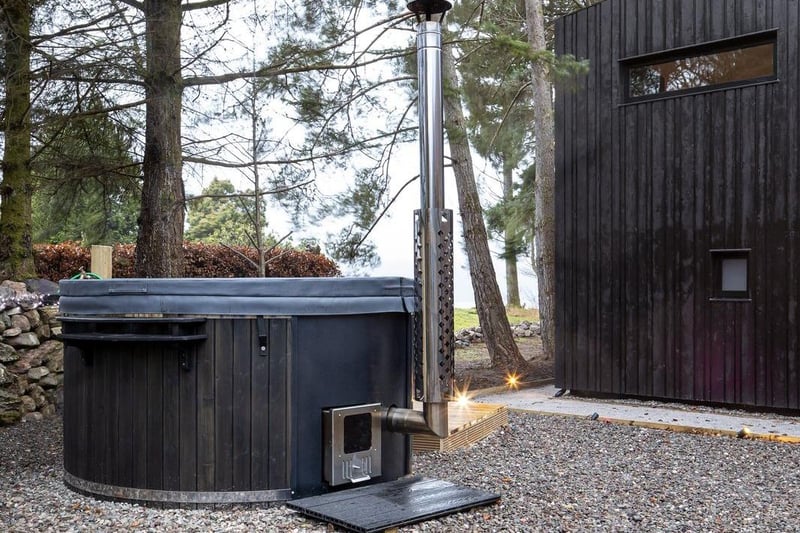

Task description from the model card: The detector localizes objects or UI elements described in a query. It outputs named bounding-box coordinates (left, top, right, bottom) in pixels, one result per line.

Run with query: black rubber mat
left=287, top=476, right=500, bottom=533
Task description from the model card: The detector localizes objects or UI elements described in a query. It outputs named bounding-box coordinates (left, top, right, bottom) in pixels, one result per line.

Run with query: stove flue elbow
left=383, top=402, right=448, bottom=438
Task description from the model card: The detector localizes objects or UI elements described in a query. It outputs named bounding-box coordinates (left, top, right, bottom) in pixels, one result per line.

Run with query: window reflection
left=629, top=41, right=775, bottom=99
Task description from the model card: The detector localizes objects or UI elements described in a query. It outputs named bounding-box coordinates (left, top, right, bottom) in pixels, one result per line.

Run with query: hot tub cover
left=58, top=277, right=417, bottom=316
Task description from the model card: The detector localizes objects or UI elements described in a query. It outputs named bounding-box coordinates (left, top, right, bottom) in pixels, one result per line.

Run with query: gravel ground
left=1, top=412, right=799, bottom=532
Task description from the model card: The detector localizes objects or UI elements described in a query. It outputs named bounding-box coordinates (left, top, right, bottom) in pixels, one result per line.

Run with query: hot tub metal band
left=64, top=472, right=292, bottom=504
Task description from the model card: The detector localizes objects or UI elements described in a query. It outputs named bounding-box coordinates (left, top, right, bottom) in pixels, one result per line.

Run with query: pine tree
left=0, top=0, right=36, bottom=279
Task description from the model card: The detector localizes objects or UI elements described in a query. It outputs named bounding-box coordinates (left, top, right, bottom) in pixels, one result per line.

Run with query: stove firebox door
left=323, top=404, right=382, bottom=486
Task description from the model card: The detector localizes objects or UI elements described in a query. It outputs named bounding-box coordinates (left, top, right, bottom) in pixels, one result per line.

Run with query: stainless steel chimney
left=385, top=0, right=454, bottom=438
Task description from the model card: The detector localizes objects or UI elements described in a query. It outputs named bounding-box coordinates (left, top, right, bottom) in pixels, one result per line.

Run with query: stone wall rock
left=455, top=320, right=541, bottom=348
left=35, top=324, right=51, bottom=339
left=6, top=332, right=40, bottom=348
left=1, top=280, right=27, bottom=293
left=46, top=346, right=63, bottom=373
left=8, top=358, right=31, bottom=374
left=28, top=367, right=50, bottom=381
left=0, top=389, right=22, bottom=424
left=0, top=343, right=18, bottom=363
left=11, top=314, right=31, bottom=332
left=0, top=363, right=15, bottom=386
left=3, top=327, right=22, bottom=338
left=20, top=395, right=36, bottom=413
left=0, top=279, right=62, bottom=427
left=23, top=309, right=41, bottom=329
left=39, top=374, right=60, bottom=388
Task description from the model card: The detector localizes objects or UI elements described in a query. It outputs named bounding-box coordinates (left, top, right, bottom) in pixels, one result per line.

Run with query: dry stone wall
left=0, top=280, right=62, bottom=426
left=455, top=320, right=540, bottom=347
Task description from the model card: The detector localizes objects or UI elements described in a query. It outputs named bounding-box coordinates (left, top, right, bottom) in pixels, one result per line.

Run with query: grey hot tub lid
left=58, top=277, right=418, bottom=316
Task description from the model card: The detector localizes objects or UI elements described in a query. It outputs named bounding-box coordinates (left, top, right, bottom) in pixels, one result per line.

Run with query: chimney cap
left=407, top=0, right=453, bottom=17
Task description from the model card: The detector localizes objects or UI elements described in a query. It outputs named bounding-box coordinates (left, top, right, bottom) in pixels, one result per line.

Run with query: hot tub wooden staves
left=62, top=316, right=292, bottom=506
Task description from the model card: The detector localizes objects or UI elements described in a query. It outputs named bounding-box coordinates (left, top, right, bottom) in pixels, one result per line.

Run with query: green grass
left=454, top=306, right=539, bottom=331
left=454, top=308, right=480, bottom=331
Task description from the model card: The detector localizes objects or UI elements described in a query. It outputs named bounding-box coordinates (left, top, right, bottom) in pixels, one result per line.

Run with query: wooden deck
left=411, top=402, right=508, bottom=453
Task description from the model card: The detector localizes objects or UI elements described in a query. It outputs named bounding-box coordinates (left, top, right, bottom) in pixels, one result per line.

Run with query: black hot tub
left=59, top=277, right=415, bottom=505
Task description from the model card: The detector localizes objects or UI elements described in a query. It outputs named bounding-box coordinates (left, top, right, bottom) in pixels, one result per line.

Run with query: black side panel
left=291, top=314, right=412, bottom=498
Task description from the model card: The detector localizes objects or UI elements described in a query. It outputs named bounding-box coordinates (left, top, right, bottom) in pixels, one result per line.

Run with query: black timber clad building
left=554, top=0, right=800, bottom=410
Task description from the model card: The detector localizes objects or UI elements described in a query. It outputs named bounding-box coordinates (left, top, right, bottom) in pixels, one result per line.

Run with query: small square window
left=711, top=249, right=750, bottom=300
left=721, top=258, right=748, bottom=292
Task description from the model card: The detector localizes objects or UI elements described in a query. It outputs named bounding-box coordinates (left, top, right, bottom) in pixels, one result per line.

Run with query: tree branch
left=182, top=0, right=229, bottom=11
left=217, top=230, right=294, bottom=275
left=117, top=0, right=143, bottom=11
left=36, top=73, right=145, bottom=86
left=218, top=243, right=259, bottom=271
left=31, top=8, right=128, bottom=44
left=308, top=75, right=415, bottom=154
left=263, top=232, right=293, bottom=259
left=185, top=180, right=313, bottom=201
left=183, top=129, right=414, bottom=168
left=354, top=174, right=419, bottom=251
left=486, top=80, right=532, bottom=151
left=184, top=49, right=414, bottom=87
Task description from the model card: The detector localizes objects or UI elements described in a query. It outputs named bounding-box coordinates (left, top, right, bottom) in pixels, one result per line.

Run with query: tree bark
left=135, top=0, right=185, bottom=277
left=525, top=0, right=556, bottom=359
left=442, top=44, right=527, bottom=372
left=0, top=0, right=36, bottom=280
left=503, top=162, right=521, bottom=307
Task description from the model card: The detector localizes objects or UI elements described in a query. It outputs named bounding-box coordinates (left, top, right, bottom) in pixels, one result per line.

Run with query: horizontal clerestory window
left=622, top=31, right=777, bottom=102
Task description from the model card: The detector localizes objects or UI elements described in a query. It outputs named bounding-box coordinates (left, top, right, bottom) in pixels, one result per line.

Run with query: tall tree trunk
left=135, top=0, right=185, bottom=277
left=503, top=162, right=521, bottom=307
left=0, top=0, right=36, bottom=280
left=525, top=0, right=556, bottom=359
left=442, top=44, right=527, bottom=372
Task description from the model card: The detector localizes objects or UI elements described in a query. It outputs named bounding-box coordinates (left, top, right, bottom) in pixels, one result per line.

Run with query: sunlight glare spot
left=506, top=372, right=520, bottom=390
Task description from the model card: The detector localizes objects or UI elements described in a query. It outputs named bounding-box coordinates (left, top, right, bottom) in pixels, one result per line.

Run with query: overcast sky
left=362, top=157, right=538, bottom=309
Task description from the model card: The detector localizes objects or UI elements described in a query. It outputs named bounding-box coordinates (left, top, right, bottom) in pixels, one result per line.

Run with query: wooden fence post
left=91, top=245, right=113, bottom=279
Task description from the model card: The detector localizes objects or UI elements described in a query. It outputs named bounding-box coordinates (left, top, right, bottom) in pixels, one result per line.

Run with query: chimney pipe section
left=385, top=3, right=454, bottom=439
left=418, top=21, right=445, bottom=216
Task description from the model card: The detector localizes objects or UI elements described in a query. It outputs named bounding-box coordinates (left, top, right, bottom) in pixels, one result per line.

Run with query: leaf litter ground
left=454, top=336, right=553, bottom=392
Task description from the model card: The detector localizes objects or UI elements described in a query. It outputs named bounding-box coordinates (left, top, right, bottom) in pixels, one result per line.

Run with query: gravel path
left=2, top=412, right=799, bottom=532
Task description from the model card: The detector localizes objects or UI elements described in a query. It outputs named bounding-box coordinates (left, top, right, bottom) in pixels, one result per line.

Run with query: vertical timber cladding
left=63, top=317, right=291, bottom=503
left=207, top=317, right=291, bottom=495
left=555, top=0, right=800, bottom=410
